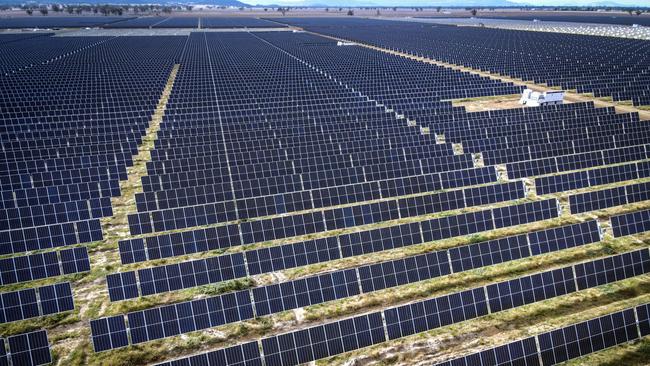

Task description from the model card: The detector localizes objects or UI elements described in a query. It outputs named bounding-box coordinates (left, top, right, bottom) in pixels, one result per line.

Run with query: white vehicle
left=519, top=88, right=564, bottom=107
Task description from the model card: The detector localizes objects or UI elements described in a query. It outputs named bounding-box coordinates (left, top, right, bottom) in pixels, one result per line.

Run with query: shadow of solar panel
left=8, top=330, right=51, bottom=366
left=90, top=315, right=129, bottom=353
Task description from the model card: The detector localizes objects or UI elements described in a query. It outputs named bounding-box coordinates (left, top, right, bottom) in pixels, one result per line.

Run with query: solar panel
left=448, top=234, right=529, bottom=273
left=7, top=330, right=51, bottom=366
left=0, top=339, right=6, bottom=366
left=153, top=341, right=262, bottom=366
left=261, top=312, right=385, bottom=366
left=486, top=267, right=576, bottom=313
left=433, top=337, right=539, bottom=366
left=59, top=246, right=91, bottom=274
left=39, top=282, right=74, bottom=315
left=611, top=209, right=650, bottom=237
left=528, top=220, right=601, bottom=255
left=90, top=315, right=129, bottom=353
left=0, top=288, right=39, bottom=323
left=574, top=249, right=650, bottom=290
left=106, top=272, right=139, bottom=302
left=538, top=309, right=638, bottom=365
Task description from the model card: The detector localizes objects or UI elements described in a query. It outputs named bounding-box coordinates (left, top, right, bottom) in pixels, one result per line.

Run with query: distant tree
left=627, top=9, right=633, bottom=15
left=470, top=8, right=477, bottom=16
left=186, top=5, right=193, bottom=11
left=393, top=7, right=397, bottom=11
left=52, top=4, right=61, bottom=12
left=92, top=7, right=98, bottom=13
left=325, top=8, right=329, bottom=11
left=66, top=6, right=73, bottom=14
left=436, top=6, right=441, bottom=12
left=26, top=8, right=33, bottom=15
left=162, top=6, right=172, bottom=14
left=75, top=7, right=82, bottom=14
left=347, top=9, right=354, bottom=15
left=376, top=9, right=380, bottom=16
left=264, top=8, right=268, bottom=11
left=39, top=7, right=48, bottom=15
left=338, top=7, right=342, bottom=11
left=635, top=10, right=642, bottom=15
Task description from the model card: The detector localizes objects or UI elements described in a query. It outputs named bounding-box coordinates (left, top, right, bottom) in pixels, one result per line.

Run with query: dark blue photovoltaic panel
left=0, top=288, right=39, bottom=324
left=486, top=267, right=576, bottom=313
left=60, top=246, right=91, bottom=274
left=128, top=290, right=253, bottom=345
left=106, top=272, right=139, bottom=302
left=246, top=237, right=340, bottom=275
left=7, top=330, right=51, bottom=366
left=611, top=209, right=650, bottom=237
left=449, top=235, right=529, bottom=273
left=492, top=199, right=558, bottom=229
left=432, top=337, right=540, bottom=366
left=39, top=282, right=74, bottom=315
left=0, top=338, right=6, bottom=366
left=261, top=312, right=385, bottom=366
left=384, top=288, right=488, bottom=340
left=253, top=269, right=358, bottom=316
left=153, top=341, right=262, bottom=366
left=0, top=251, right=59, bottom=285
left=528, top=220, right=601, bottom=255
left=538, top=308, right=638, bottom=365
left=357, top=251, right=450, bottom=293
left=90, top=316, right=129, bottom=353
left=573, top=249, right=650, bottom=290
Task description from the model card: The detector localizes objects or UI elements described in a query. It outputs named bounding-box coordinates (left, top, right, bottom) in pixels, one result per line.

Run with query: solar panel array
left=3, top=17, right=650, bottom=366
left=111, top=198, right=560, bottom=301
left=435, top=301, right=650, bottom=366
left=93, top=220, right=605, bottom=351
left=145, top=249, right=650, bottom=366
left=275, top=18, right=650, bottom=106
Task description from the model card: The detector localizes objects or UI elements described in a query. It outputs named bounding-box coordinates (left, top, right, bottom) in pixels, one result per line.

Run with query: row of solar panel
left=0, top=246, right=89, bottom=286
left=0, top=219, right=102, bottom=255
left=0, top=197, right=113, bottom=231
left=147, top=249, right=649, bottom=366
left=611, top=208, right=650, bottom=238
left=140, top=165, right=496, bottom=215
left=94, top=220, right=604, bottom=351
left=129, top=178, right=522, bottom=240
left=111, top=199, right=560, bottom=300
left=123, top=168, right=497, bottom=264
left=0, top=282, right=74, bottom=324
left=535, top=160, right=650, bottom=195
left=0, top=330, right=51, bottom=366
left=436, top=300, right=650, bottom=365
left=569, top=181, right=650, bottom=214
left=0, top=180, right=121, bottom=210
left=507, top=144, right=649, bottom=179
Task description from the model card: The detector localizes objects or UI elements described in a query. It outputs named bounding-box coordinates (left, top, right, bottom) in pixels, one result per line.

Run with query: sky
left=250, top=0, right=648, bottom=6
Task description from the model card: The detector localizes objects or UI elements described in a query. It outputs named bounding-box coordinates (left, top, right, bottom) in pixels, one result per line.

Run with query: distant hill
left=2, top=0, right=250, bottom=5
